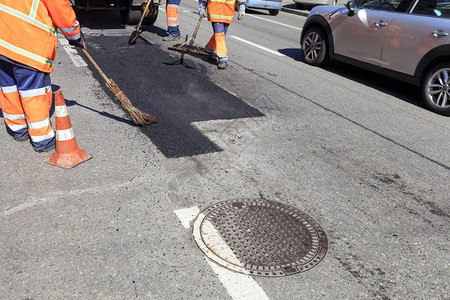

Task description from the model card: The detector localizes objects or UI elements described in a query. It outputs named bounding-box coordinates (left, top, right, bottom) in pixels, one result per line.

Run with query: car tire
left=301, top=26, right=328, bottom=66
left=269, top=9, right=279, bottom=15
left=422, top=62, right=450, bottom=116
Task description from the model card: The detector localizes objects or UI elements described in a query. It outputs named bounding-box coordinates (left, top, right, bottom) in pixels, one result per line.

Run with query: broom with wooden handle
left=81, top=48, right=157, bottom=125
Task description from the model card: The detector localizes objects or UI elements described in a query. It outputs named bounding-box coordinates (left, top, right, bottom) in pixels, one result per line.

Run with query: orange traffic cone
left=44, top=90, right=92, bottom=169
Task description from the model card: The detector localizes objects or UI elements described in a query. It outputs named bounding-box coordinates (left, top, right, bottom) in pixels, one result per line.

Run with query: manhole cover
left=192, top=198, right=328, bottom=277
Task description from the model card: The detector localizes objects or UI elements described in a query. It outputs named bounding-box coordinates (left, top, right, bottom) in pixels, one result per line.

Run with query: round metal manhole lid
left=192, top=198, right=328, bottom=277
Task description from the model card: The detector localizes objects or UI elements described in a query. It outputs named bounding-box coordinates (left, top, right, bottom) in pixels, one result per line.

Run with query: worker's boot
left=218, top=61, right=227, bottom=69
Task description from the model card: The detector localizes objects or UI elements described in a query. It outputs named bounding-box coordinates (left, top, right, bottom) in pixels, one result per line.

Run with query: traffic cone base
left=44, top=90, right=92, bottom=169
left=44, top=147, right=92, bottom=169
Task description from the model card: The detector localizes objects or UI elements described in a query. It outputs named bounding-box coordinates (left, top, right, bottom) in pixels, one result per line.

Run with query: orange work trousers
left=0, top=58, right=55, bottom=151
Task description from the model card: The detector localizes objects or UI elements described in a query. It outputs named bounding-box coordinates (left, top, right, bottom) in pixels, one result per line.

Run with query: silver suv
left=300, top=0, right=450, bottom=116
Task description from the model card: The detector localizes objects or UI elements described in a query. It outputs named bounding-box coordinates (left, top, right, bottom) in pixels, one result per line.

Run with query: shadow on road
left=281, top=48, right=426, bottom=111
left=278, top=48, right=303, bottom=61
left=81, top=35, right=265, bottom=158
left=323, top=62, right=425, bottom=110
left=49, top=85, right=134, bottom=126
left=74, top=9, right=126, bottom=29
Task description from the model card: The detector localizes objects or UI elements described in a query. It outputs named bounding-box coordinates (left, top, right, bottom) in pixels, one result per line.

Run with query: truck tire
left=143, top=5, right=158, bottom=26
left=120, top=6, right=141, bottom=24
left=120, top=3, right=159, bottom=25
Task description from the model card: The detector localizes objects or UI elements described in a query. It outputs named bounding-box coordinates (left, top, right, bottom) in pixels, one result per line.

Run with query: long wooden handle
left=188, top=16, right=203, bottom=48
left=136, top=1, right=153, bottom=29
left=81, top=48, right=110, bottom=83
left=192, top=16, right=203, bottom=40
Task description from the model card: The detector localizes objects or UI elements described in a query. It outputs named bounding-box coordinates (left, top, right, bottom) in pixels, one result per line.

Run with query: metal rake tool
left=168, top=16, right=208, bottom=56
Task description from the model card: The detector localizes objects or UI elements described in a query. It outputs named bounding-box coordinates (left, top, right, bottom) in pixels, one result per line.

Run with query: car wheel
left=301, top=26, right=328, bottom=66
left=269, top=9, right=279, bottom=15
left=422, top=62, right=450, bottom=116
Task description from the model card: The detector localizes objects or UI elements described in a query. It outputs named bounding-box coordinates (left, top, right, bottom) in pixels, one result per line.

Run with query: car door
left=333, top=0, right=400, bottom=66
left=381, top=0, right=450, bottom=75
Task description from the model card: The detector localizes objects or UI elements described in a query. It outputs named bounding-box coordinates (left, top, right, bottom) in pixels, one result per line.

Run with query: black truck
left=71, top=0, right=159, bottom=25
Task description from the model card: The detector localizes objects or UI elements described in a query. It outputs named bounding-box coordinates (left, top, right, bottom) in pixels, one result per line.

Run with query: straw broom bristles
left=106, top=79, right=157, bottom=125
left=80, top=48, right=157, bottom=126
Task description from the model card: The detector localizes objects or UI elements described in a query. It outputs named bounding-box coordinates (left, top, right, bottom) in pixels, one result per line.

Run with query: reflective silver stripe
left=167, top=4, right=179, bottom=7
left=168, top=17, right=178, bottom=20
left=19, top=86, right=50, bottom=98
left=56, top=128, right=74, bottom=141
left=29, top=0, right=39, bottom=18
left=1, top=85, right=18, bottom=93
left=30, top=130, right=55, bottom=142
left=3, top=112, right=25, bottom=120
left=208, top=14, right=234, bottom=20
left=0, top=38, right=55, bottom=67
left=55, top=105, right=69, bottom=118
left=168, top=23, right=179, bottom=27
left=60, top=21, right=79, bottom=33
left=8, top=124, right=28, bottom=131
left=0, top=4, right=57, bottom=35
left=27, top=119, right=49, bottom=130
left=65, top=32, right=81, bottom=41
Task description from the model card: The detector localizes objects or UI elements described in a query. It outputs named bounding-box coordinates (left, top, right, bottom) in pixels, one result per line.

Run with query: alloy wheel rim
left=428, top=68, right=450, bottom=108
left=304, top=32, right=322, bottom=61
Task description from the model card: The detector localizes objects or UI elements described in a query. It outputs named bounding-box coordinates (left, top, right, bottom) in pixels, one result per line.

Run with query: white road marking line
left=174, top=206, right=200, bottom=228
left=58, top=38, right=87, bottom=67
left=174, top=206, right=269, bottom=300
left=230, top=36, right=284, bottom=57
left=247, top=14, right=302, bottom=30
left=206, top=259, right=269, bottom=300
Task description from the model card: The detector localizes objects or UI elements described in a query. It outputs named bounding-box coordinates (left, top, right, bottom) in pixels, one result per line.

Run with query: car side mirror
left=346, top=0, right=357, bottom=16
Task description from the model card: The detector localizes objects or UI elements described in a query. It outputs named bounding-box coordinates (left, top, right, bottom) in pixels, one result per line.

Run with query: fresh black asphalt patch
left=81, top=35, right=264, bottom=158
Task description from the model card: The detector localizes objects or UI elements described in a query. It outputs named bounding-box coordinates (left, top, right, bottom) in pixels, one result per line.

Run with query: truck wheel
left=422, top=62, right=450, bottom=116
left=121, top=3, right=159, bottom=25
left=120, top=6, right=141, bottom=25
left=143, top=5, right=159, bottom=26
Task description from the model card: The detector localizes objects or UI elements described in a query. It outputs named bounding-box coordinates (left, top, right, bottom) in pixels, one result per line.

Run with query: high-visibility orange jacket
left=206, top=0, right=237, bottom=23
left=0, top=0, right=80, bottom=73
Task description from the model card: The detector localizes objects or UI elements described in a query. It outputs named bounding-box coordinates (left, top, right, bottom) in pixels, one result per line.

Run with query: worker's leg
left=13, top=65, right=55, bottom=152
left=206, top=23, right=228, bottom=62
left=0, top=60, right=29, bottom=141
left=166, top=0, right=181, bottom=38
left=216, top=23, right=229, bottom=63
left=205, top=22, right=217, bottom=54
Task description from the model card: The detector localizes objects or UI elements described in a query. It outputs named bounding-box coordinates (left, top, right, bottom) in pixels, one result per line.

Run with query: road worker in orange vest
left=0, top=0, right=85, bottom=152
left=164, top=0, right=182, bottom=41
left=198, top=0, right=245, bottom=69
